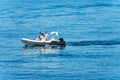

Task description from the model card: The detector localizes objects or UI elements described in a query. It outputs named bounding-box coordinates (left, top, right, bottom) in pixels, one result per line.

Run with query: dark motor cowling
left=59, top=38, right=64, bottom=42
left=50, top=38, right=66, bottom=45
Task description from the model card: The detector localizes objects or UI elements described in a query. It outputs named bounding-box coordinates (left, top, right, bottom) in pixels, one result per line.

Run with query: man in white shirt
left=45, top=31, right=48, bottom=41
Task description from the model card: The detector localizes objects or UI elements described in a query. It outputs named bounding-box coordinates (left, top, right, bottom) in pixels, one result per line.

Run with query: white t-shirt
left=45, top=33, right=48, bottom=39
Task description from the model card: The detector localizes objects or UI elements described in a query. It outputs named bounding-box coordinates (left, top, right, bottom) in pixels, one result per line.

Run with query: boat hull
left=21, top=38, right=66, bottom=46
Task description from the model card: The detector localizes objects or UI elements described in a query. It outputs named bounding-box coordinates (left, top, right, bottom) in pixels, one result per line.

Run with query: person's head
left=45, top=31, right=47, bottom=33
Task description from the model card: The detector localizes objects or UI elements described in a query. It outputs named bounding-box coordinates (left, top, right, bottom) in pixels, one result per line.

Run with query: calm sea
left=0, top=0, right=120, bottom=80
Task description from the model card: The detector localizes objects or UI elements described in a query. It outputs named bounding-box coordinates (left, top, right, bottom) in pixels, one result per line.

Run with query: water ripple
left=78, top=3, right=114, bottom=9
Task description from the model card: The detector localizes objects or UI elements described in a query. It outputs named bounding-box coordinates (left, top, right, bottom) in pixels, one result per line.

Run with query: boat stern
left=50, top=38, right=66, bottom=46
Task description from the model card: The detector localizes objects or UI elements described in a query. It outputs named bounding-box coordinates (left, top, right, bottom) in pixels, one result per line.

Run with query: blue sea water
left=0, top=0, right=120, bottom=80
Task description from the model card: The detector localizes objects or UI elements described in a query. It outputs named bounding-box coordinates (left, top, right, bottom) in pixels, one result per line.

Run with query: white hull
left=21, top=38, right=66, bottom=46
left=21, top=38, right=51, bottom=46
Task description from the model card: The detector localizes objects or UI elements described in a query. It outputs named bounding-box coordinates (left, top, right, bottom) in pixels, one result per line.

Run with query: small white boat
left=21, top=32, right=66, bottom=46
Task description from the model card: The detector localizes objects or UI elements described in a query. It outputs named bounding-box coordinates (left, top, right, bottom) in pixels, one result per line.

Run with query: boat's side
left=21, top=38, right=51, bottom=46
left=21, top=38, right=66, bottom=46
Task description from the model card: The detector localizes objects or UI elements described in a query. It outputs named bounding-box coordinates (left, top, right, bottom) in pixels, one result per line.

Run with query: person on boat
left=40, top=33, right=44, bottom=41
left=36, top=32, right=42, bottom=41
left=45, top=31, right=48, bottom=41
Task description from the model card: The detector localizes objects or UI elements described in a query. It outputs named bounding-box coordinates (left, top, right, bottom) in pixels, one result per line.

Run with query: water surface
left=0, top=0, right=120, bottom=80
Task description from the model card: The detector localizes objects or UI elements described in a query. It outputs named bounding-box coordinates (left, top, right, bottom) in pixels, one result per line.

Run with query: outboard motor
left=59, top=38, right=64, bottom=42
left=50, top=38, right=66, bottom=45
left=59, top=38, right=66, bottom=45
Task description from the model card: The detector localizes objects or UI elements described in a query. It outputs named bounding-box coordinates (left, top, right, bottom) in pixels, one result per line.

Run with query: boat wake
left=67, top=40, right=120, bottom=46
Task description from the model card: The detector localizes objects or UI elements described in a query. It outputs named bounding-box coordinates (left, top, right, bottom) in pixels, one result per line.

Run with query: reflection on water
left=23, top=45, right=65, bottom=54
